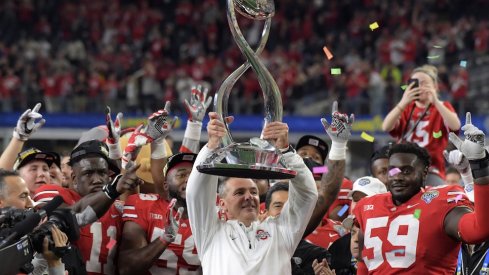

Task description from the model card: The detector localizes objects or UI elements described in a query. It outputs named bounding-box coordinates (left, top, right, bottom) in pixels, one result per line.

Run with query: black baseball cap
left=70, top=140, right=120, bottom=174
left=14, top=148, right=60, bottom=170
left=295, top=135, right=329, bottom=162
left=163, top=153, right=197, bottom=177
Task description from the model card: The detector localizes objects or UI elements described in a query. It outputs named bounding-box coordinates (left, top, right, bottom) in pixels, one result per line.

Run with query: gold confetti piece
left=331, top=68, right=342, bottom=75
left=361, top=132, right=375, bottom=142
left=427, top=55, right=440, bottom=59
left=369, top=22, right=379, bottom=31
left=322, top=46, right=333, bottom=60
left=433, top=131, right=442, bottom=139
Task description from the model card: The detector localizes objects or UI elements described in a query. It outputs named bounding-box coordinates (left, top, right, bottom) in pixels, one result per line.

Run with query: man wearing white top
left=186, top=112, right=318, bottom=275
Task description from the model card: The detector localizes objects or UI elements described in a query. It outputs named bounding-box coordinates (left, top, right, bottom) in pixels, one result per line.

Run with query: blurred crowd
left=0, top=0, right=488, bottom=116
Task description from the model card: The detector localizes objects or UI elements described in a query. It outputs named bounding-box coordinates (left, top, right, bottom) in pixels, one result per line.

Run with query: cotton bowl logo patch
left=465, top=184, right=473, bottom=193
left=255, top=229, right=271, bottom=241
left=421, top=190, right=439, bottom=204
left=358, top=178, right=370, bottom=186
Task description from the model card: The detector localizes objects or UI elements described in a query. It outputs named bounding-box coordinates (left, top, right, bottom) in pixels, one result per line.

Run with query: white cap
left=351, top=176, right=387, bottom=197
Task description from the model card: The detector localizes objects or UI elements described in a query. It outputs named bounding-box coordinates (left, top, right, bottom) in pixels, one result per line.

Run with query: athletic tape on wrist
left=328, top=141, right=347, bottom=160
left=184, top=120, right=202, bottom=140
left=151, top=139, right=167, bottom=159
left=107, top=143, right=122, bottom=159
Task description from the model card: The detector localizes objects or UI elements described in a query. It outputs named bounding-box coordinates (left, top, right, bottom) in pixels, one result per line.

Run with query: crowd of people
left=0, top=62, right=488, bottom=274
left=0, top=0, right=488, bottom=116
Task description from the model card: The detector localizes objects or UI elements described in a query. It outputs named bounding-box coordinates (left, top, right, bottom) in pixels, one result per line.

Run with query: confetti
left=460, top=60, right=467, bottom=68
left=313, top=166, right=329, bottom=174
left=331, top=68, right=342, bottom=75
left=432, top=131, right=442, bottom=139
left=361, top=132, right=375, bottom=142
left=455, top=194, right=463, bottom=203
left=401, top=85, right=408, bottom=91
left=389, top=168, right=402, bottom=177
left=413, top=209, right=421, bottom=219
left=369, top=22, right=379, bottom=31
left=106, top=238, right=117, bottom=250
left=322, top=46, right=334, bottom=60
left=337, top=204, right=349, bottom=217
left=433, top=45, right=443, bottom=49
left=427, top=55, right=440, bottom=59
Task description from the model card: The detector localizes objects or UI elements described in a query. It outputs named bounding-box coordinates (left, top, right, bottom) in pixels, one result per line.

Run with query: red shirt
left=353, top=185, right=472, bottom=274
left=123, top=194, right=201, bottom=274
left=305, top=219, right=347, bottom=249
left=389, top=101, right=457, bottom=178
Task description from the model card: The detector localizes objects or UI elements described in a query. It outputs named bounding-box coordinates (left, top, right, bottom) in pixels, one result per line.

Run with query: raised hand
left=449, top=112, right=486, bottom=161
left=105, top=106, right=123, bottom=145
left=443, top=149, right=470, bottom=173
left=320, top=101, right=354, bottom=144
left=260, top=121, right=289, bottom=149
left=115, top=162, right=142, bottom=194
left=206, top=112, right=234, bottom=150
left=163, top=198, right=184, bottom=243
left=145, top=101, right=178, bottom=142
left=13, top=103, right=46, bottom=141
left=184, top=85, right=213, bottom=123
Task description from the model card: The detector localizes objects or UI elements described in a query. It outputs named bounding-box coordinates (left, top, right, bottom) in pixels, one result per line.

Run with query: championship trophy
left=196, top=0, right=297, bottom=179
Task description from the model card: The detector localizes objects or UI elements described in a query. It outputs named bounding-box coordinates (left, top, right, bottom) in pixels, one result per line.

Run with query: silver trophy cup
left=196, top=0, right=296, bottom=179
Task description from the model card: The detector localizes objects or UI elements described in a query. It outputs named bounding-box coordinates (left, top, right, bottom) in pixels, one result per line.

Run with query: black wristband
left=469, top=151, right=489, bottom=180
left=103, top=174, right=123, bottom=200
left=280, top=145, right=296, bottom=154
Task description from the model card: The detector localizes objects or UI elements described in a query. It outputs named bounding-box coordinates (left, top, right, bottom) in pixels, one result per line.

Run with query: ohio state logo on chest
left=255, top=229, right=271, bottom=241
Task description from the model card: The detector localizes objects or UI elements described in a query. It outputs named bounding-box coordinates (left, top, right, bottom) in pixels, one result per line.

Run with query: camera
left=407, top=78, right=419, bottom=89
left=0, top=206, right=80, bottom=275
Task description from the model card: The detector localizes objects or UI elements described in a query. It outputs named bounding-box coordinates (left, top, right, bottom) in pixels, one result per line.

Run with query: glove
left=105, top=106, right=123, bottom=159
left=443, top=149, right=473, bottom=185
left=320, top=101, right=354, bottom=160
left=184, top=85, right=213, bottom=123
left=163, top=198, right=184, bottom=243
left=105, top=106, right=123, bottom=145
left=121, top=102, right=177, bottom=169
left=13, top=103, right=46, bottom=141
left=449, top=112, right=486, bottom=161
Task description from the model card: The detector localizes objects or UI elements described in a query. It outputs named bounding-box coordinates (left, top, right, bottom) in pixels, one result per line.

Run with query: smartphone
left=407, top=78, right=419, bottom=89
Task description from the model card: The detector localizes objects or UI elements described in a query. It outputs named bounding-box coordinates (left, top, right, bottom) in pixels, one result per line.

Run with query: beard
left=169, top=188, right=186, bottom=204
left=390, top=173, right=424, bottom=204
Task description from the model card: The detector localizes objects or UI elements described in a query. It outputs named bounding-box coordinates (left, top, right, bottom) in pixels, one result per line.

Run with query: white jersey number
left=363, top=215, right=419, bottom=270
left=149, top=227, right=201, bottom=274
left=86, top=223, right=117, bottom=274
left=406, top=121, right=429, bottom=147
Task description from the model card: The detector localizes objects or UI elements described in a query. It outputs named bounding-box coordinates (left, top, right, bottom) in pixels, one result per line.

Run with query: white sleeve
left=186, top=145, right=220, bottom=257
left=278, top=152, right=318, bottom=253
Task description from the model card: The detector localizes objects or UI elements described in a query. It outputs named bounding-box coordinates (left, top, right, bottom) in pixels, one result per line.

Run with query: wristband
left=328, top=141, right=347, bottom=160
left=469, top=151, right=489, bottom=181
left=151, top=138, right=167, bottom=159
left=461, top=171, right=474, bottom=186
left=102, top=174, right=123, bottom=199
left=184, top=120, right=203, bottom=140
left=107, top=143, right=122, bottom=159
left=280, top=145, right=296, bottom=154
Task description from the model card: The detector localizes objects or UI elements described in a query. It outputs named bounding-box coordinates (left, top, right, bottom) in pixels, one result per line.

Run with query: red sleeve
left=458, top=184, right=489, bottom=243
left=122, top=193, right=158, bottom=232
left=389, top=102, right=413, bottom=138
left=33, top=184, right=80, bottom=205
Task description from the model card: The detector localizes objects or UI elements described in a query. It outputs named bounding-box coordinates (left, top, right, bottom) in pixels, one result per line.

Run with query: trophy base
left=197, top=163, right=296, bottom=179
left=196, top=140, right=297, bottom=179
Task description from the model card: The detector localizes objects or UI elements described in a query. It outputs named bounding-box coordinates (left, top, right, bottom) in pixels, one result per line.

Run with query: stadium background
left=0, top=0, right=488, bottom=179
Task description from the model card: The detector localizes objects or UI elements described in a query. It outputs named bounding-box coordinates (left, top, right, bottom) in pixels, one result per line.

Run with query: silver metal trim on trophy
left=196, top=0, right=297, bottom=179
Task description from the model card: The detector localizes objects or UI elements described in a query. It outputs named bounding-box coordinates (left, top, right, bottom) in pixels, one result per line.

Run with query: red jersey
left=122, top=194, right=201, bottom=274
left=33, top=185, right=124, bottom=275
left=305, top=219, right=347, bottom=249
left=353, top=185, right=472, bottom=274
left=389, top=101, right=457, bottom=178
left=78, top=202, right=124, bottom=275
left=33, top=184, right=81, bottom=205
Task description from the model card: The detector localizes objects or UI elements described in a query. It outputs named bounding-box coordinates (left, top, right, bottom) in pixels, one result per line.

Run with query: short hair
left=217, top=176, right=231, bottom=198
left=0, top=169, right=20, bottom=198
left=370, top=145, right=390, bottom=173
left=388, top=143, right=431, bottom=168
left=265, top=183, right=289, bottom=210
left=446, top=166, right=461, bottom=176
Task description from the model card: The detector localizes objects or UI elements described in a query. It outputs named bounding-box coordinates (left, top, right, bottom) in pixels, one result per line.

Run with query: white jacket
left=186, top=145, right=318, bottom=275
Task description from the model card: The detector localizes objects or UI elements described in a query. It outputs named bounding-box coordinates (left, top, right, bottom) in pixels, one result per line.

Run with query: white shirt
left=186, top=145, right=318, bottom=275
